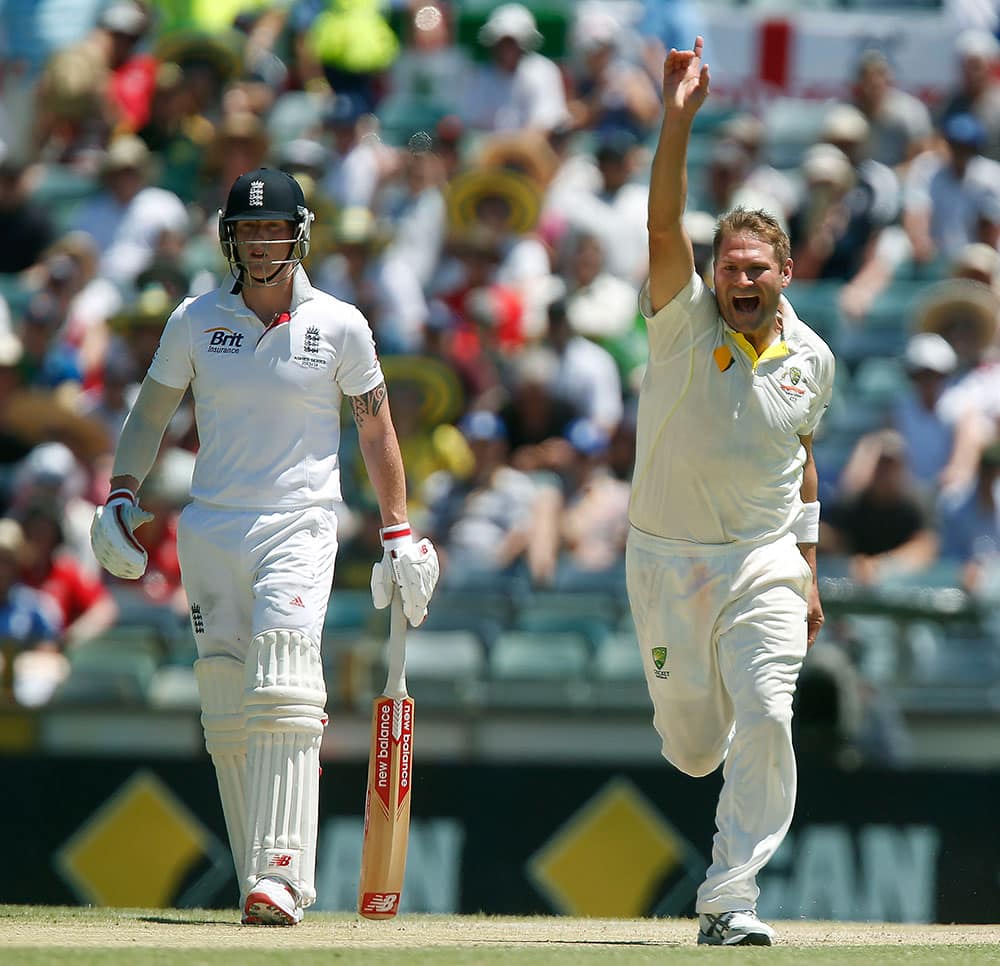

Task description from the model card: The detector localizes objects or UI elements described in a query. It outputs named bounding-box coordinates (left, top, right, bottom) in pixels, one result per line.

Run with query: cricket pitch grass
left=1, top=906, right=997, bottom=965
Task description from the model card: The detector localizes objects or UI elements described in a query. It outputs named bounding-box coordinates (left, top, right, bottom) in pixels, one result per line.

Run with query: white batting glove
left=90, top=488, right=155, bottom=580
left=371, top=522, right=440, bottom=627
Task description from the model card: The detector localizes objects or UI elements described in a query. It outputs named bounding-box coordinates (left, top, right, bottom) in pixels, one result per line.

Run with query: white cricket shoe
left=697, top=910, right=775, bottom=946
left=242, top=877, right=304, bottom=926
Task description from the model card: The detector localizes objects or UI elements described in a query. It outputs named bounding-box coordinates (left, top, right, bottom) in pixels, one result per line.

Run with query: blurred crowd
left=0, top=0, right=999, bottom=733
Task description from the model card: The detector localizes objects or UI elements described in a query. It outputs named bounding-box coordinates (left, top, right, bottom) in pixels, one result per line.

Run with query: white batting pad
left=194, top=655, right=248, bottom=888
left=244, top=629, right=327, bottom=906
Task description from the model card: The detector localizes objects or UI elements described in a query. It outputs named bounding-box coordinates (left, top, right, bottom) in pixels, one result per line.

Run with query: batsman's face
left=234, top=220, right=295, bottom=279
left=713, top=232, right=792, bottom=342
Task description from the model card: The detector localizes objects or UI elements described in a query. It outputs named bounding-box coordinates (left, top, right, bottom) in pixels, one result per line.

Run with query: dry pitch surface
left=2, top=908, right=998, bottom=964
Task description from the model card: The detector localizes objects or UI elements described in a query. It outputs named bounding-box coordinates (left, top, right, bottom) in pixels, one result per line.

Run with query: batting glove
left=371, top=522, right=440, bottom=627
left=90, top=488, right=155, bottom=580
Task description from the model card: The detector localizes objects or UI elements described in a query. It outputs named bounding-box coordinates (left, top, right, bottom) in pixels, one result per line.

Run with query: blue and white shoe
left=697, top=910, right=775, bottom=946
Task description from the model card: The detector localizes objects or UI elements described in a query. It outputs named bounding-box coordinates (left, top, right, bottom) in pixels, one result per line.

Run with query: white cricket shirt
left=148, top=268, right=383, bottom=509
left=630, top=272, right=835, bottom=546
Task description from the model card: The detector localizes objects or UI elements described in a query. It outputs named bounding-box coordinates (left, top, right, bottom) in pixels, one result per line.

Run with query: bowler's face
left=713, top=232, right=792, bottom=340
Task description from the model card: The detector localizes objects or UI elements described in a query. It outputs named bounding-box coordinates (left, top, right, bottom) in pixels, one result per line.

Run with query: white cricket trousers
left=625, top=526, right=811, bottom=914
left=176, top=502, right=338, bottom=660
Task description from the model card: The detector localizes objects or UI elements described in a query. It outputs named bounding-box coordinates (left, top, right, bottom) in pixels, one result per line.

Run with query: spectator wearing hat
left=197, top=110, right=271, bottom=219
left=71, top=134, right=189, bottom=293
left=386, top=0, right=472, bottom=118
left=788, top=140, right=903, bottom=319
left=444, top=164, right=551, bottom=336
left=851, top=50, right=934, bottom=170
left=902, top=112, right=1000, bottom=267
left=821, top=429, right=939, bottom=587
left=950, top=241, right=1000, bottom=290
left=566, top=9, right=660, bottom=140
left=894, top=333, right=972, bottom=491
left=460, top=3, right=569, bottom=133
left=98, top=1, right=157, bottom=132
left=938, top=29, right=1000, bottom=162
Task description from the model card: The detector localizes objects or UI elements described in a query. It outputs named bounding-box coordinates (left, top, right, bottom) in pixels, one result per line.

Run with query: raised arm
left=647, top=36, right=711, bottom=313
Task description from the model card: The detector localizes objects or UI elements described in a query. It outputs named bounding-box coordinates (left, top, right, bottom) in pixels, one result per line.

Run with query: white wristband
left=380, top=522, right=413, bottom=551
left=792, top=501, right=820, bottom=544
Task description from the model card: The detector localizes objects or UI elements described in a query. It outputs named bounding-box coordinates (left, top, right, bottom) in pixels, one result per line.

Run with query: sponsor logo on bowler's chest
left=205, top=326, right=244, bottom=353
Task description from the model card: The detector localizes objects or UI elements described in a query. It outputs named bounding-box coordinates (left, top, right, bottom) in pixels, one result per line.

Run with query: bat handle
left=384, top=589, right=408, bottom=699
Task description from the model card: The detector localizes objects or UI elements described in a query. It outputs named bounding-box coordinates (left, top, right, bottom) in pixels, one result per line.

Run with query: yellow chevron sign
left=57, top=771, right=215, bottom=908
left=528, top=777, right=697, bottom=917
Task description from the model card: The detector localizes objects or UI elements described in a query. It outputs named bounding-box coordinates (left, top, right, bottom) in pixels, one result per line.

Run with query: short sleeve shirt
left=148, top=268, right=383, bottom=509
left=630, top=272, right=835, bottom=545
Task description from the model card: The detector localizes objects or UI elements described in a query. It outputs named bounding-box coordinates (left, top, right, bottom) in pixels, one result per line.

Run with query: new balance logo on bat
left=360, top=892, right=399, bottom=915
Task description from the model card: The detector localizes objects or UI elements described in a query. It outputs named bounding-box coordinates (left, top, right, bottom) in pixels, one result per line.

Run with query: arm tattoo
left=349, top=381, right=387, bottom=428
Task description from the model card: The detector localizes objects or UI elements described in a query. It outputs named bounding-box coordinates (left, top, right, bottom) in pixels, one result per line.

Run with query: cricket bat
left=358, top=590, right=413, bottom=919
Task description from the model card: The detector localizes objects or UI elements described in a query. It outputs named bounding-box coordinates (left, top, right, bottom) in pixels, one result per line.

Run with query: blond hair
left=713, top=207, right=790, bottom=267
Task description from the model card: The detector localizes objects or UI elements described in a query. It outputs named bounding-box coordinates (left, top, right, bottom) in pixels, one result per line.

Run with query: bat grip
left=383, top=589, right=408, bottom=699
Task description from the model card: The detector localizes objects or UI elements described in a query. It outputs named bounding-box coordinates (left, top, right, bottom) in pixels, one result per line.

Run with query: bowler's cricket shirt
left=148, top=268, right=383, bottom=509
left=630, top=272, right=835, bottom=545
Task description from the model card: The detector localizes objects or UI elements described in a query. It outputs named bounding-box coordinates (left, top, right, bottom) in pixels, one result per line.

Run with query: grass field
left=1, top=906, right=998, bottom=965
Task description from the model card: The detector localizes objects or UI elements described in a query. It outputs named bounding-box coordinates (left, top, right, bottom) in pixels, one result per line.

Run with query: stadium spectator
left=70, top=134, right=190, bottom=293
left=545, top=127, right=650, bottom=285
left=320, top=93, right=386, bottom=210
left=851, top=49, right=934, bottom=170
left=938, top=28, right=1000, bottom=162
left=423, top=408, right=558, bottom=588
left=565, top=9, right=661, bottom=140
left=936, top=442, right=1000, bottom=595
left=718, top=113, right=798, bottom=222
left=459, top=3, right=569, bottom=133
left=821, top=429, right=939, bottom=586
left=0, top=160, right=57, bottom=274
left=556, top=417, right=630, bottom=579
left=0, top=517, right=63, bottom=705
left=14, top=291, right=83, bottom=390
left=314, top=206, right=427, bottom=354
left=561, top=231, right=638, bottom=344
left=544, top=297, right=623, bottom=434
left=17, top=502, right=118, bottom=648
left=902, top=112, right=1000, bottom=267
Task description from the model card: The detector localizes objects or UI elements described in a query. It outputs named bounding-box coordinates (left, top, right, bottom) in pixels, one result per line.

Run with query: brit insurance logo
left=204, top=327, right=244, bottom=354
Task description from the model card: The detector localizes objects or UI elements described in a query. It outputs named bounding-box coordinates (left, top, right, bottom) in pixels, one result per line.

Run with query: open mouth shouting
left=732, top=294, right=760, bottom=318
